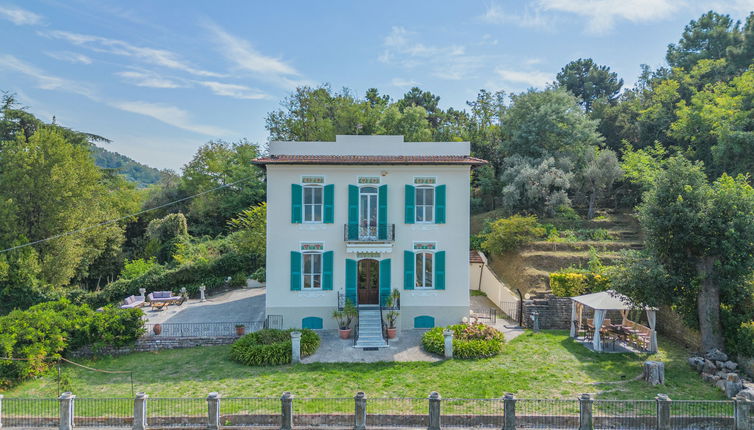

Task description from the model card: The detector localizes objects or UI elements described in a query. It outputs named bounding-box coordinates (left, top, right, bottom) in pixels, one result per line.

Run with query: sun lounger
left=147, top=291, right=184, bottom=310
left=119, top=295, right=145, bottom=309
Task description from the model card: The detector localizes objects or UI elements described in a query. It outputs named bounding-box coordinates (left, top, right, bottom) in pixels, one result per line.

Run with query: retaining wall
left=69, top=336, right=238, bottom=357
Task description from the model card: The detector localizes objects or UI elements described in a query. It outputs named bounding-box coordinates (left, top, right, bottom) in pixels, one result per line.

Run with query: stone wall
left=522, top=296, right=572, bottom=329
left=70, top=336, right=238, bottom=358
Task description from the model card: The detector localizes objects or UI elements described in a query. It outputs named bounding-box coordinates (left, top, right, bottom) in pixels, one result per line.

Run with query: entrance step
left=355, top=308, right=388, bottom=349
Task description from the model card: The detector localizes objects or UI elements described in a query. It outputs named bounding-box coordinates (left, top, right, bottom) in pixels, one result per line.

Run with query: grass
left=2, top=331, right=722, bottom=403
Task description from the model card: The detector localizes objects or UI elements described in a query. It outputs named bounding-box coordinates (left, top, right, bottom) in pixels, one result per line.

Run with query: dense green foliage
left=480, top=215, right=545, bottom=254
left=90, top=146, right=163, bottom=187
left=229, top=329, right=320, bottom=366
left=0, top=299, right=144, bottom=387
left=422, top=324, right=505, bottom=358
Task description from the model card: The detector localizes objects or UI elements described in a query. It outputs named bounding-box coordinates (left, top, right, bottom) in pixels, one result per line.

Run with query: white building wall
left=265, top=163, right=471, bottom=330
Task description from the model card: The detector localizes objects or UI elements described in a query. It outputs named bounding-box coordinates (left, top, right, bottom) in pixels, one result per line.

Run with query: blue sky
left=1, top=1, right=753, bottom=171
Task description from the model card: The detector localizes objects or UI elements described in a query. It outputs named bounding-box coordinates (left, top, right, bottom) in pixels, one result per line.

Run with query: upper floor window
left=415, top=186, right=435, bottom=223
left=303, top=185, right=323, bottom=223
left=415, top=252, right=433, bottom=289
left=302, top=251, right=322, bottom=289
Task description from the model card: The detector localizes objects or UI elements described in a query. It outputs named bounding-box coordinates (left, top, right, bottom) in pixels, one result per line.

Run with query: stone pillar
left=735, top=396, right=752, bottom=430
left=503, top=393, right=516, bottom=430
left=179, top=287, right=187, bottom=299
left=578, top=393, right=593, bottom=430
left=133, top=392, right=148, bottom=430
left=199, top=285, right=206, bottom=302
left=0, top=393, right=4, bottom=429
left=656, top=394, right=671, bottom=430
left=531, top=311, right=540, bottom=332
left=291, top=331, right=302, bottom=364
left=354, top=392, right=367, bottom=430
left=58, top=392, right=75, bottom=430
left=207, top=392, right=220, bottom=430
left=281, top=392, right=293, bottom=430
left=428, top=391, right=441, bottom=430
left=443, top=330, right=453, bottom=359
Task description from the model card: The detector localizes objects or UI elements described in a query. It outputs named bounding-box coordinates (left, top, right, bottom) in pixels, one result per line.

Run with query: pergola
left=569, top=290, right=658, bottom=353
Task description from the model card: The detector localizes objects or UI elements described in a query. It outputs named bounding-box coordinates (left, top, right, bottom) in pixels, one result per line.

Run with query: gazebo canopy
left=571, top=290, right=655, bottom=311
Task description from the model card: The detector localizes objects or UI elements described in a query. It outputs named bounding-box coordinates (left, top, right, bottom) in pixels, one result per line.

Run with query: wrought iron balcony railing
left=343, top=224, right=395, bottom=242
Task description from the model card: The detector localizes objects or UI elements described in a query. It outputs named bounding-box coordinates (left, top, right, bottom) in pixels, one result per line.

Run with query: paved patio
left=143, top=287, right=266, bottom=325
left=470, top=294, right=524, bottom=341
left=303, top=330, right=440, bottom=363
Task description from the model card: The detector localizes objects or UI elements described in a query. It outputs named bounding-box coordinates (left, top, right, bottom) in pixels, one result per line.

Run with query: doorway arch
left=357, top=258, right=380, bottom=305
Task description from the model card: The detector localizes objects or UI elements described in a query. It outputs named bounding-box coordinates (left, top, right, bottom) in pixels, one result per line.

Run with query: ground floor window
left=303, top=252, right=322, bottom=289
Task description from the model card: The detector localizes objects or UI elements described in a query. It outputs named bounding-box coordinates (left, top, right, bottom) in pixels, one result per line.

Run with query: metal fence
left=0, top=392, right=748, bottom=429
left=499, top=300, right=521, bottom=324
left=143, top=321, right=263, bottom=337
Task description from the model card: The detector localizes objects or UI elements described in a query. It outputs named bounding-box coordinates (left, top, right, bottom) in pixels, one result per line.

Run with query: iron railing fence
left=499, top=300, right=521, bottom=324
left=472, top=308, right=497, bottom=324
left=344, top=224, right=396, bottom=241
left=0, top=394, right=744, bottom=429
left=143, top=321, right=263, bottom=338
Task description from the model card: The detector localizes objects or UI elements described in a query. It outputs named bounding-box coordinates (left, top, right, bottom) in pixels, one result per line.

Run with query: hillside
left=90, top=146, right=162, bottom=187
left=472, top=211, right=643, bottom=296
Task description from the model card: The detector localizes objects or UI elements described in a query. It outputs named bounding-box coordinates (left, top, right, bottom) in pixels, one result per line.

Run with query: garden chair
left=119, top=295, right=145, bottom=309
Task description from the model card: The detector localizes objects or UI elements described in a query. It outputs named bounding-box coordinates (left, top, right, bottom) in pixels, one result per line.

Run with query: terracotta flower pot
left=386, top=328, right=397, bottom=339
left=153, top=324, right=162, bottom=335
left=235, top=325, right=246, bottom=336
left=339, top=328, right=352, bottom=339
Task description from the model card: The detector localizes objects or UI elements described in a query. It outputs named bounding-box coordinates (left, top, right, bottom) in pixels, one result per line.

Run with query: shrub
left=120, top=258, right=160, bottom=280
left=550, top=270, right=610, bottom=297
left=481, top=215, right=545, bottom=254
left=421, top=323, right=504, bottom=359
left=229, top=329, right=320, bottom=366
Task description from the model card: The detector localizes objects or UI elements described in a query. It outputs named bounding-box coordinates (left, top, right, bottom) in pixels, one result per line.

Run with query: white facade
left=257, top=135, right=484, bottom=330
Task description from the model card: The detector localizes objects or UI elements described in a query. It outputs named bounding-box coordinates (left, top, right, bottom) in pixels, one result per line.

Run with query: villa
left=254, top=135, right=486, bottom=347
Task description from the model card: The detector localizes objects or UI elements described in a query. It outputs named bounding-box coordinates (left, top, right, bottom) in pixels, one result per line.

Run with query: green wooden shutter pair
left=291, top=250, right=333, bottom=290
left=403, top=250, right=445, bottom=290
left=404, top=184, right=446, bottom=224
left=379, top=259, right=391, bottom=306
left=292, top=184, right=334, bottom=223
left=378, top=184, right=388, bottom=240
left=435, top=185, right=446, bottom=224
left=403, top=251, right=414, bottom=290
left=347, top=185, right=359, bottom=240
left=404, top=185, right=415, bottom=224
left=345, top=258, right=357, bottom=305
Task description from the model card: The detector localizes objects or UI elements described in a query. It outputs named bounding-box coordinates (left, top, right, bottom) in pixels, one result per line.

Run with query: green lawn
left=2, top=331, right=723, bottom=401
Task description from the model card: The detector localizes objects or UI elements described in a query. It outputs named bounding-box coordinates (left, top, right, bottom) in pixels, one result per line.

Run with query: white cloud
left=480, top=3, right=551, bottom=29
left=494, top=68, right=553, bottom=88
left=390, top=78, right=420, bottom=88
left=536, top=0, right=679, bottom=33
left=204, top=21, right=305, bottom=89
left=110, top=101, right=230, bottom=136
left=46, top=30, right=223, bottom=77
left=0, top=54, right=94, bottom=97
left=0, top=4, right=41, bottom=25
left=116, top=70, right=185, bottom=88
left=379, top=26, right=484, bottom=80
left=196, top=81, right=269, bottom=100
left=45, top=51, right=93, bottom=64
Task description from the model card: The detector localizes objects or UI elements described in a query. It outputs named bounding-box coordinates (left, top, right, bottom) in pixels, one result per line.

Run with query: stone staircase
left=355, top=306, right=388, bottom=349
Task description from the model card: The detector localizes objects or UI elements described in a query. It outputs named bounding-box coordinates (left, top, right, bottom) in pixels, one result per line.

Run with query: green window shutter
left=434, top=251, right=445, bottom=290
left=291, top=184, right=302, bottom=223
left=322, top=251, right=333, bottom=290
left=378, top=184, right=388, bottom=240
left=403, top=250, right=414, bottom=290
left=347, top=185, right=359, bottom=240
left=323, top=184, right=334, bottom=224
left=379, top=259, right=391, bottom=306
left=435, top=185, right=446, bottom=224
left=404, top=185, right=415, bottom=224
left=345, top=258, right=357, bottom=305
left=290, top=251, right=302, bottom=291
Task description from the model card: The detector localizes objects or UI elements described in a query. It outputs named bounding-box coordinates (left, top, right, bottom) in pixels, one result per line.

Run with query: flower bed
left=421, top=323, right=504, bottom=359
left=229, top=329, right=320, bottom=366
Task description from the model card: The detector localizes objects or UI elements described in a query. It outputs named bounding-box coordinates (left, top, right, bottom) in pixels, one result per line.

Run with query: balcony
left=344, top=224, right=395, bottom=254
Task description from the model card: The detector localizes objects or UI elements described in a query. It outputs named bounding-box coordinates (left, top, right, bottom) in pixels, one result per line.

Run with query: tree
left=666, top=11, right=741, bottom=71
left=501, top=88, right=603, bottom=163
left=556, top=58, right=624, bottom=111
left=500, top=156, right=573, bottom=217
left=581, top=149, right=623, bottom=219
left=228, top=202, right=267, bottom=257
left=397, top=87, right=442, bottom=128
left=376, top=105, right=433, bottom=141
left=634, top=157, right=754, bottom=352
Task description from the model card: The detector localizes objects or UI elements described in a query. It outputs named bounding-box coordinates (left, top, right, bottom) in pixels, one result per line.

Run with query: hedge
left=229, top=329, right=320, bottom=366
left=550, top=270, right=610, bottom=297
left=422, top=323, right=504, bottom=359
left=0, top=299, right=144, bottom=388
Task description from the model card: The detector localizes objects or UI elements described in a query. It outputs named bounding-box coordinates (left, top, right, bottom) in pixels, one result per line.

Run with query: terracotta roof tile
left=253, top=155, right=487, bottom=166
left=469, top=250, right=485, bottom=264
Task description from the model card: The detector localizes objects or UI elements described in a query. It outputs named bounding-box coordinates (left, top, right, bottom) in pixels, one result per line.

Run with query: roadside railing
left=143, top=321, right=263, bottom=337
left=1, top=392, right=750, bottom=429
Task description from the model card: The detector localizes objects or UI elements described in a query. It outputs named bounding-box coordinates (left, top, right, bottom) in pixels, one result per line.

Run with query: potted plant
left=153, top=323, right=162, bottom=335
left=235, top=324, right=246, bottom=336
left=385, top=310, right=399, bottom=339
left=390, top=288, right=400, bottom=309
left=333, top=299, right=357, bottom=339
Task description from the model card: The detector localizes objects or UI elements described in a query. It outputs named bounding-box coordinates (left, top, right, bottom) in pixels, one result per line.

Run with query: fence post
left=207, top=392, right=220, bottom=430
left=735, top=395, right=751, bottom=430
left=291, top=331, right=302, bottom=364
left=656, top=394, right=671, bottom=430
left=58, top=391, right=74, bottom=430
left=133, top=392, right=148, bottom=430
left=354, top=391, right=367, bottom=430
left=578, top=393, right=593, bottom=430
left=503, top=393, right=516, bottom=430
left=281, top=392, right=293, bottom=430
left=428, top=391, right=441, bottom=430
left=0, top=393, right=3, bottom=429
left=443, top=330, right=453, bottom=359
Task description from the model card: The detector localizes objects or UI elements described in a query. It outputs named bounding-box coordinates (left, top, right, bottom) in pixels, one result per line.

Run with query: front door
left=357, top=259, right=379, bottom=305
